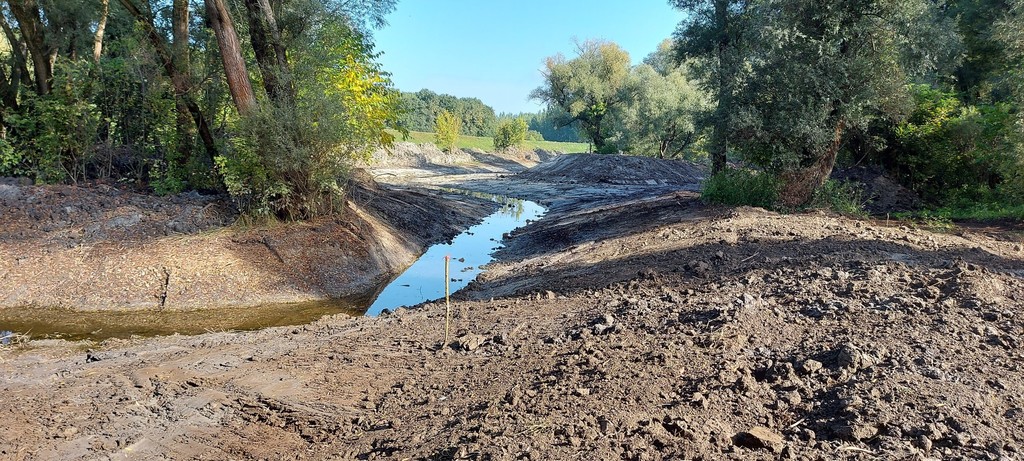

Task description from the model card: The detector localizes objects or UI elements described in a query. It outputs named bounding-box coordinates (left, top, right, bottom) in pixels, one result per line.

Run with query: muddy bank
left=1, top=154, right=1023, bottom=460
left=0, top=174, right=496, bottom=311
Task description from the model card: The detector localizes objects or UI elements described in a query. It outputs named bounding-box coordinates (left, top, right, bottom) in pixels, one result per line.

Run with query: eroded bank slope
left=0, top=174, right=495, bottom=311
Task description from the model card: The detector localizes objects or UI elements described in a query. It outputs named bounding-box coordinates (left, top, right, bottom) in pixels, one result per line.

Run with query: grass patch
left=701, top=168, right=780, bottom=209
left=896, top=202, right=1024, bottom=222
left=393, top=130, right=589, bottom=153
left=810, top=180, right=867, bottom=217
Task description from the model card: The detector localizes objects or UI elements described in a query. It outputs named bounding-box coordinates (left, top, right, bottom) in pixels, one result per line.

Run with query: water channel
left=0, top=192, right=545, bottom=343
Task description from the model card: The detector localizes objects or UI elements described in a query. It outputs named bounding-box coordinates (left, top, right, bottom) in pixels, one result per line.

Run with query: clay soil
left=2, top=152, right=1024, bottom=461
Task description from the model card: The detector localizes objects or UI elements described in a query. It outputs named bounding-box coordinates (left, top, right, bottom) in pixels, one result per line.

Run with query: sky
left=373, top=1, right=685, bottom=115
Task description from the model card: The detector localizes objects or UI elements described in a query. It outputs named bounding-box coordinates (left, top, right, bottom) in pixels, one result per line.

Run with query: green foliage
left=5, top=61, right=102, bottom=183
left=522, top=107, right=584, bottom=142
left=809, top=180, right=867, bottom=216
left=883, top=84, right=1021, bottom=205
left=217, top=21, right=402, bottom=219
left=701, top=169, right=780, bottom=209
left=609, top=55, right=708, bottom=159
left=531, top=40, right=632, bottom=151
left=398, top=90, right=497, bottom=136
left=493, top=118, right=528, bottom=151
left=434, top=110, right=462, bottom=154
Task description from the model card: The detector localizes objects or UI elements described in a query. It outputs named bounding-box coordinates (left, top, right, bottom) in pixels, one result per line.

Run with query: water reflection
left=364, top=195, right=544, bottom=316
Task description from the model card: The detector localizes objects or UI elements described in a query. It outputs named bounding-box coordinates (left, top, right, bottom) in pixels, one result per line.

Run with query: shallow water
left=0, top=192, right=545, bottom=342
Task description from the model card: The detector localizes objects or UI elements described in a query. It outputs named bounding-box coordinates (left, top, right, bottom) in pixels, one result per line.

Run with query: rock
left=686, top=260, right=710, bottom=276
left=914, top=435, right=933, bottom=452
left=833, top=422, right=878, bottom=441
left=545, top=290, right=556, bottom=300
left=734, top=427, right=784, bottom=452
left=801, top=359, right=823, bottom=375
left=593, top=313, right=618, bottom=335
left=837, top=343, right=863, bottom=370
left=455, top=334, right=486, bottom=352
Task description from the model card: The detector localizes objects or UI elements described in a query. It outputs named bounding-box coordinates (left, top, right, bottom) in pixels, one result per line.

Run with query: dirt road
left=2, top=150, right=1023, bottom=460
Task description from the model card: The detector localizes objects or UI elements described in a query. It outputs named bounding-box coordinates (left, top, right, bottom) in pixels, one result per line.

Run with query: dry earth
left=2, top=152, right=1024, bottom=460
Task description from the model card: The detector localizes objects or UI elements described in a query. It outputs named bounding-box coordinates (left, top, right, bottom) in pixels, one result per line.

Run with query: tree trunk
left=242, top=0, right=294, bottom=104
left=118, top=0, right=219, bottom=167
left=0, top=12, right=31, bottom=94
left=710, top=0, right=730, bottom=175
left=7, top=0, right=53, bottom=95
left=778, top=121, right=845, bottom=207
left=171, top=0, right=194, bottom=167
left=205, top=0, right=257, bottom=115
left=93, top=0, right=109, bottom=63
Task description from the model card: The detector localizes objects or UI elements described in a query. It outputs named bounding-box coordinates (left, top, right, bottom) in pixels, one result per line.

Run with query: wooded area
left=0, top=0, right=401, bottom=219
left=532, top=0, right=1023, bottom=213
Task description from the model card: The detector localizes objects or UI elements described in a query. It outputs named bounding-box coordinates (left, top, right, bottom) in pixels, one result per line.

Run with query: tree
left=737, top=0, right=955, bottom=206
left=434, top=109, right=461, bottom=153
left=204, top=0, right=256, bottom=115
left=609, top=42, right=709, bottom=159
left=531, top=40, right=631, bottom=152
left=672, top=0, right=755, bottom=173
left=493, top=117, right=528, bottom=151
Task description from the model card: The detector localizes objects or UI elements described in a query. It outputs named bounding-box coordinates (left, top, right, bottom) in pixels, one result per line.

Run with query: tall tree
left=204, top=0, right=256, bottom=115
left=117, top=0, right=219, bottom=169
left=7, top=0, right=55, bottom=95
left=672, top=0, right=754, bottom=173
left=531, top=40, right=631, bottom=152
left=737, top=0, right=954, bottom=206
left=241, top=0, right=294, bottom=105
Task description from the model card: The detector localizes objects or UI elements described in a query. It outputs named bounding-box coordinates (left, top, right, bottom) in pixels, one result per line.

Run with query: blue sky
left=373, top=1, right=684, bottom=115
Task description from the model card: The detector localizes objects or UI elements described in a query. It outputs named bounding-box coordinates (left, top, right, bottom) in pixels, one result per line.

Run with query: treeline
left=397, top=89, right=498, bottom=137
left=0, top=0, right=402, bottom=219
left=533, top=0, right=1024, bottom=211
left=396, top=89, right=585, bottom=143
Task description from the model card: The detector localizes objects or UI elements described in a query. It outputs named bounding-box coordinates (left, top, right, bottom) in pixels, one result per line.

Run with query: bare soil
left=0, top=173, right=496, bottom=310
left=2, top=153, right=1024, bottom=461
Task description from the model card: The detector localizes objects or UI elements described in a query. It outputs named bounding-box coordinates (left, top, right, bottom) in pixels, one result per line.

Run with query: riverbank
left=0, top=172, right=496, bottom=311
left=2, top=153, right=1023, bottom=460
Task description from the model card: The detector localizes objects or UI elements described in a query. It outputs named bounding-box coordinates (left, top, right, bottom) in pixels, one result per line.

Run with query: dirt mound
left=517, top=153, right=707, bottom=187
left=833, top=166, right=922, bottom=214
left=368, top=142, right=474, bottom=168
left=0, top=182, right=236, bottom=245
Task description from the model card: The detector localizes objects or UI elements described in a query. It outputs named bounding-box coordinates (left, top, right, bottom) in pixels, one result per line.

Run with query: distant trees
left=493, top=118, right=528, bottom=151
left=399, top=90, right=497, bottom=136
left=609, top=41, right=708, bottom=159
left=531, top=40, right=707, bottom=158
left=434, top=110, right=461, bottom=153
left=530, top=40, right=632, bottom=152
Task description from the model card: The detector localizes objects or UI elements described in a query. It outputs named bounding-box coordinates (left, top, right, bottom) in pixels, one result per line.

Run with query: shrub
left=810, top=180, right=867, bottom=216
left=434, top=110, right=461, bottom=154
left=494, top=118, right=528, bottom=151
left=217, top=24, right=402, bottom=219
left=701, top=168, right=780, bottom=209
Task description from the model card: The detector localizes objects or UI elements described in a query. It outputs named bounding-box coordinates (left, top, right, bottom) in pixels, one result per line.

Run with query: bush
left=701, top=169, right=780, bottom=209
left=434, top=110, right=461, bottom=154
left=810, top=180, right=867, bottom=216
left=494, top=118, right=528, bottom=150
left=217, top=24, right=402, bottom=219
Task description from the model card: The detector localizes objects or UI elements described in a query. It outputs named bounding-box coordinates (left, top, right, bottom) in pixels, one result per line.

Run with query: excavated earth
left=2, top=150, right=1024, bottom=461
